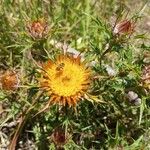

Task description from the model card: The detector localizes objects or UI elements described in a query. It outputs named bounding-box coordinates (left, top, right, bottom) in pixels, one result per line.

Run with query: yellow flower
left=40, top=54, right=91, bottom=107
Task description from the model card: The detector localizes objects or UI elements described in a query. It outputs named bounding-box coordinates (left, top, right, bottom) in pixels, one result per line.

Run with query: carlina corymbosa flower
left=39, top=54, right=91, bottom=107
left=113, top=19, right=135, bottom=35
left=27, top=18, right=48, bottom=39
left=0, top=70, right=19, bottom=91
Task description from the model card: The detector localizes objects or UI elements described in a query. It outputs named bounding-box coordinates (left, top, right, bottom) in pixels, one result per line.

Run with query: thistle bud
left=143, top=51, right=150, bottom=64
left=27, top=19, right=48, bottom=39
left=51, top=127, right=68, bottom=148
left=0, top=70, right=19, bottom=91
left=142, top=65, right=150, bottom=90
left=114, top=20, right=135, bottom=35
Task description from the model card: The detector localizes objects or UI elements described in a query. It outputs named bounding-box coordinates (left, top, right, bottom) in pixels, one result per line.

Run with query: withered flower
left=113, top=20, right=135, bottom=35
left=0, top=70, right=19, bottom=91
left=142, top=65, right=150, bottom=90
left=143, top=51, right=150, bottom=64
left=51, top=127, right=69, bottom=148
left=27, top=19, right=48, bottom=39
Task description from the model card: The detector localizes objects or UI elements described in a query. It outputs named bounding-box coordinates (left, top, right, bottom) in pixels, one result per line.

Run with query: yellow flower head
left=40, top=54, right=91, bottom=107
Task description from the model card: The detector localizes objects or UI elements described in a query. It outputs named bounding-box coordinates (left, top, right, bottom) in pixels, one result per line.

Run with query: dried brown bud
left=143, top=51, right=150, bottom=64
left=142, top=65, right=150, bottom=89
left=114, top=20, right=135, bottom=35
left=52, top=127, right=68, bottom=148
left=27, top=19, right=48, bottom=39
left=0, top=70, right=19, bottom=91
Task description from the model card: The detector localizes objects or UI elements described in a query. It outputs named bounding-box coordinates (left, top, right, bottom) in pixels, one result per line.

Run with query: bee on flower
left=27, top=18, right=49, bottom=39
left=0, top=70, right=19, bottom=91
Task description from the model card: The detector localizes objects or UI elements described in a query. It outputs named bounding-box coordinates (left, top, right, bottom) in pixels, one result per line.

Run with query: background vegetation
left=0, top=0, right=150, bottom=150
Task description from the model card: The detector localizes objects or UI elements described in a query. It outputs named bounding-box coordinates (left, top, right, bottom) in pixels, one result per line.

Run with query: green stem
left=9, top=91, right=43, bottom=150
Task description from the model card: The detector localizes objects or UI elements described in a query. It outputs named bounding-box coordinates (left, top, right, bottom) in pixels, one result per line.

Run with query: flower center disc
left=47, top=58, right=87, bottom=97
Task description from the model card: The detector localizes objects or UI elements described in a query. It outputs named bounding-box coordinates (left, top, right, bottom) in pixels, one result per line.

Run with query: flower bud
left=52, top=127, right=68, bottom=147
left=142, top=65, right=150, bottom=90
left=114, top=20, right=135, bottom=35
left=27, top=19, right=48, bottom=39
left=0, top=70, right=19, bottom=91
